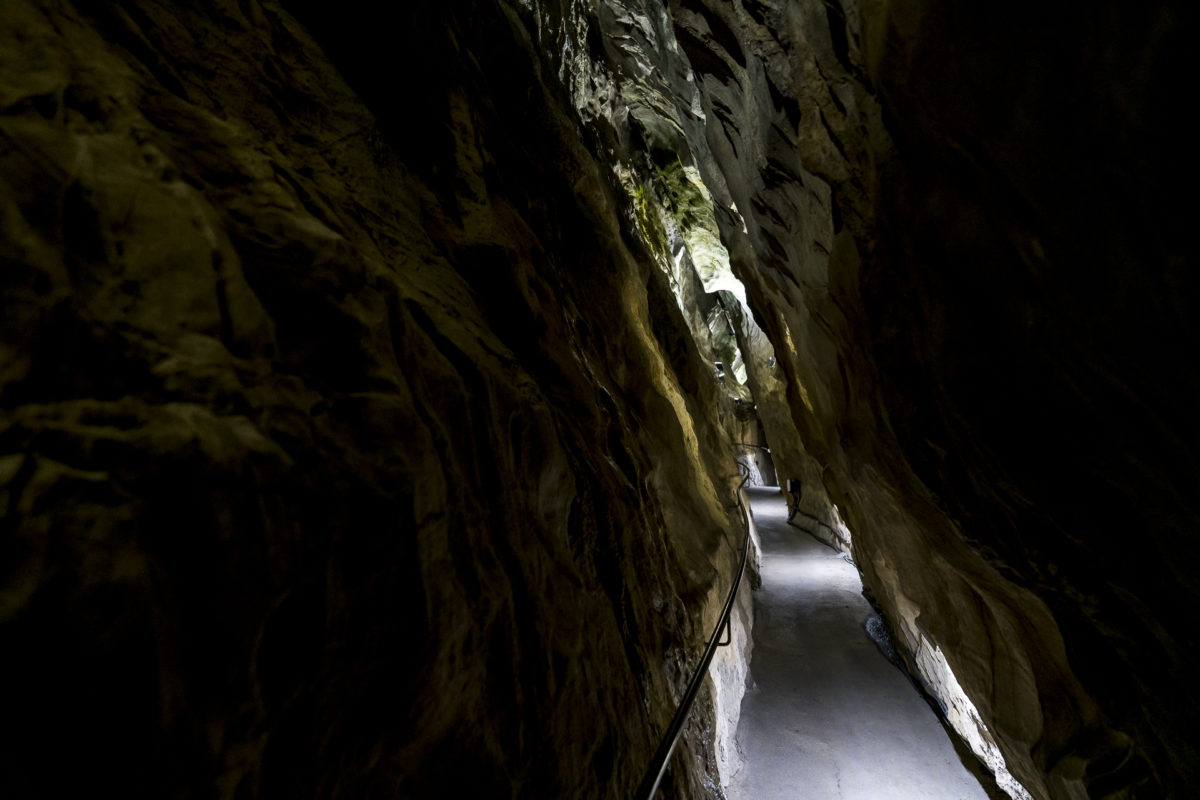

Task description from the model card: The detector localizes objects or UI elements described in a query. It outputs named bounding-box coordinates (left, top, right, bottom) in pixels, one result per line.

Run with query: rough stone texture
left=2, top=0, right=1195, bottom=798
left=856, top=5, right=1197, bottom=795
left=731, top=412, right=776, bottom=488
left=706, top=489, right=759, bottom=789
left=669, top=0, right=1197, bottom=797
left=507, top=0, right=767, bottom=791
left=0, top=1, right=752, bottom=797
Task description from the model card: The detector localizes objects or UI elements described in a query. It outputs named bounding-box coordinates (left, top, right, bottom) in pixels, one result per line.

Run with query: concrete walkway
left=725, top=487, right=989, bottom=800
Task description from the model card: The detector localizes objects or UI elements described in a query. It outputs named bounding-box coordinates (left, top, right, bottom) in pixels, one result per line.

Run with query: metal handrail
left=633, top=464, right=753, bottom=800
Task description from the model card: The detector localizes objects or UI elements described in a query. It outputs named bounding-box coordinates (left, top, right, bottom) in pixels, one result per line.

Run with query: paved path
left=725, top=487, right=989, bottom=800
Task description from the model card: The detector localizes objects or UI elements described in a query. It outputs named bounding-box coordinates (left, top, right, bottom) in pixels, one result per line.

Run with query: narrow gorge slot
left=0, top=1, right=1190, bottom=799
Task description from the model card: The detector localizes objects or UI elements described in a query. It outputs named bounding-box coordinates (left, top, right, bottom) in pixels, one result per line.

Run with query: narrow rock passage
left=726, top=488, right=988, bottom=800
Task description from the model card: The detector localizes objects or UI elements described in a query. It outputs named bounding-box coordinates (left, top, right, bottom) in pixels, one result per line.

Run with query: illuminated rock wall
left=1, top=0, right=1193, bottom=798
left=669, top=0, right=1196, bottom=797
left=0, top=1, right=754, bottom=797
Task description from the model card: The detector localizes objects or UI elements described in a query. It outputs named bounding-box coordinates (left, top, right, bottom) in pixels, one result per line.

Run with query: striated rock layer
left=1, top=0, right=1195, bottom=798
left=669, top=0, right=1197, bottom=797
left=0, top=1, right=756, bottom=797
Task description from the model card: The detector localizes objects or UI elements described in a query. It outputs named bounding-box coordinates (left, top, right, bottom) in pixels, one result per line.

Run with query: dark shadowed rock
left=670, top=0, right=1197, bottom=797
left=1, top=0, right=1195, bottom=798
left=1, top=1, right=751, bottom=797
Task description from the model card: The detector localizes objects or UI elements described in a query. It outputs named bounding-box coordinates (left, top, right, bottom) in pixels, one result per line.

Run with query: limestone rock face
left=0, top=1, right=752, bottom=797
left=669, top=0, right=1196, bottom=797
left=857, top=4, right=1197, bottom=796
left=2, top=0, right=1194, bottom=798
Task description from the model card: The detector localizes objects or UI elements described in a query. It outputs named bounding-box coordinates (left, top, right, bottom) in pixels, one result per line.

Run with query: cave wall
left=667, top=0, right=1197, bottom=797
left=858, top=3, right=1198, bottom=795
left=0, top=1, right=756, bottom=797
left=2, top=0, right=1194, bottom=798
